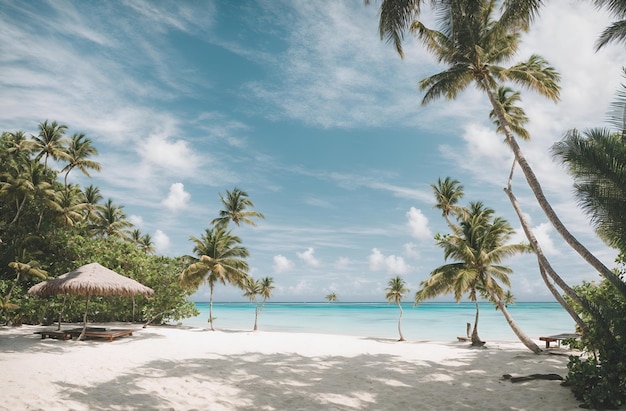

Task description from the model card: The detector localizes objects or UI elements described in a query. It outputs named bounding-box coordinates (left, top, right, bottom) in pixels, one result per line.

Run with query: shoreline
left=1, top=324, right=582, bottom=410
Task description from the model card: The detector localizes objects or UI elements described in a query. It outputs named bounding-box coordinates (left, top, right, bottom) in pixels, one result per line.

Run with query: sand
left=1, top=324, right=582, bottom=410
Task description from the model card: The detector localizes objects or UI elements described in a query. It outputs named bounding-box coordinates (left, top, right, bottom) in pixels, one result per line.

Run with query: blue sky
left=1, top=0, right=624, bottom=302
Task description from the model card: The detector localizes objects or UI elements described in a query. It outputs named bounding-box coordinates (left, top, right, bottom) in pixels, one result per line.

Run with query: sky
left=1, top=0, right=624, bottom=303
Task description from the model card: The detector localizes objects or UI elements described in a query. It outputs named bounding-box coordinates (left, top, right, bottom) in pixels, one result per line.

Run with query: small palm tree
left=430, top=177, right=466, bottom=227
left=61, top=133, right=101, bottom=188
left=243, top=276, right=275, bottom=331
left=386, top=276, right=409, bottom=341
left=325, top=292, right=338, bottom=302
left=211, top=187, right=265, bottom=229
left=180, top=227, right=249, bottom=330
left=91, top=199, right=133, bottom=239
left=32, top=120, right=69, bottom=171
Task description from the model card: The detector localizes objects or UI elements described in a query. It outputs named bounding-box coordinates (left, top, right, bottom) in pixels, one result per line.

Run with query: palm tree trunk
left=209, top=285, right=215, bottom=331
left=397, top=302, right=405, bottom=341
left=484, top=85, right=626, bottom=298
left=490, top=291, right=542, bottom=353
left=471, top=300, right=482, bottom=346
left=253, top=303, right=259, bottom=331
left=78, top=295, right=90, bottom=341
left=10, top=196, right=27, bottom=225
left=503, top=180, right=588, bottom=332
left=57, top=295, right=67, bottom=331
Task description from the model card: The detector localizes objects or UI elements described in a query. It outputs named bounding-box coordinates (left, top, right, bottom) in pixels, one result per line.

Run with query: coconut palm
left=385, top=275, right=409, bottom=341
left=210, top=187, right=265, bottom=229
left=61, top=133, right=101, bottom=188
left=325, top=292, right=338, bottom=302
left=180, top=227, right=250, bottom=330
left=430, top=177, right=466, bottom=227
left=1, top=160, right=55, bottom=226
left=32, top=120, right=68, bottom=171
left=370, top=0, right=543, bottom=58
left=90, top=199, right=133, bottom=239
left=488, top=86, right=530, bottom=141
left=81, top=184, right=103, bottom=226
left=417, top=200, right=540, bottom=352
left=51, top=184, right=87, bottom=227
left=243, top=276, right=275, bottom=331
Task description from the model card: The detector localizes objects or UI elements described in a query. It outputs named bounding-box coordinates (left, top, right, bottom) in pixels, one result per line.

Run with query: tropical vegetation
left=0, top=121, right=199, bottom=326
left=243, top=276, right=275, bottom=331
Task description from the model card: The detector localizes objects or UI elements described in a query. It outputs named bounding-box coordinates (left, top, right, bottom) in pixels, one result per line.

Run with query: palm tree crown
left=211, top=187, right=265, bottom=228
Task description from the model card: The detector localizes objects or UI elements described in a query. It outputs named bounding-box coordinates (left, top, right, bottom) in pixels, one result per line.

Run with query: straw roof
left=28, top=262, right=154, bottom=298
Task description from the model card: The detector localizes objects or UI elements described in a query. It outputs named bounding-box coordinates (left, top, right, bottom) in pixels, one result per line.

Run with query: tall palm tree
left=61, top=133, right=101, bottom=188
left=32, top=120, right=68, bottom=171
left=243, top=276, right=275, bottom=331
left=180, top=227, right=249, bottom=330
left=211, top=187, right=265, bottom=228
left=430, top=177, right=466, bottom=227
left=593, top=0, right=626, bottom=50
left=417, top=200, right=540, bottom=352
left=385, top=275, right=409, bottom=341
left=369, top=0, right=543, bottom=58
left=410, top=0, right=626, bottom=319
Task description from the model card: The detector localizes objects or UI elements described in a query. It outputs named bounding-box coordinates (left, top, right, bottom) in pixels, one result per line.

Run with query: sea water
left=178, top=302, right=575, bottom=341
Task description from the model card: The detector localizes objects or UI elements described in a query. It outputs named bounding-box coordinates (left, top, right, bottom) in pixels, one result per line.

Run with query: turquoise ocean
left=179, top=302, right=575, bottom=341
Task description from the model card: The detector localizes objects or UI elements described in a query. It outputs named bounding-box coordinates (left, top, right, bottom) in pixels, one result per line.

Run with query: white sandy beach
left=1, top=325, right=582, bottom=410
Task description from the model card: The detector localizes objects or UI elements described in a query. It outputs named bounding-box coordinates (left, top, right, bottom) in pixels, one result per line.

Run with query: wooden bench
left=34, top=330, right=72, bottom=341
left=539, top=333, right=581, bottom=348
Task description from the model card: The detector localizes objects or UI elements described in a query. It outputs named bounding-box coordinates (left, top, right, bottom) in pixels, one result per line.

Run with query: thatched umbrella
left=28, top=262, right=154, bottom=340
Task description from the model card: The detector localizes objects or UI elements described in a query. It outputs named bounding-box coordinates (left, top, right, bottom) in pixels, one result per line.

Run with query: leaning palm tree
left=210, top=187, right=265, bottom=229
left=385, top=276, right=409, bottom=341
left=32, top=120, right=68, bottom=172
left=180, top=227, right=250, bottom=331
left=417, top=200, right=540, bottom=352
left=61, top=133, right=101, bottom=188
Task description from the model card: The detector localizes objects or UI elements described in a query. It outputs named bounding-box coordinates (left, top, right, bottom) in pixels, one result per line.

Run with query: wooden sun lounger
left=34, top=330, right=73, bottom=341
left=65, top=328, right=134, bottom=342
left=539, top=333, right=581, bottom=348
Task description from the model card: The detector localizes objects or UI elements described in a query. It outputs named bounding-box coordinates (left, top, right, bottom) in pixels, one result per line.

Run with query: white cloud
left=137, top=134, right=200, bottom=177
left=161, top=182, right=191, bottom=211
left=297, top=247, right=320, bottom=267
left=273, top=255, right=295, bottom=273
left=153, top=229, right=170, bottom=252
left=368, top=248, right=411, bottom=275
left=403, top=242, right=420, bottom=259
left=335, top=256, right=350, bottom=270
left=406, top=207, right=433, bottom=240
left=128, top=214, right=143, bottom=227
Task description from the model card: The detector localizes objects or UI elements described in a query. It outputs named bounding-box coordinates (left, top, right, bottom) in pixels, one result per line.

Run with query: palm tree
left=325, top=292, right=338, bottom=302
left=1, top=160, right=55, bottom=226
left=593, top=0, right=626, bottom=50
left=243, top=276, right=275, bottom=331
left=370, top=0, right=543, bottom=58
left=61, top=133, right=101, bottom=188
left=90, top=199, right=133, bottom=239
left=417, top=200, right=540, bottom=352
left=210, top=187, right=265, bottom=229
left=430, top=177, right=466, bottom=227
left=489, top=86, right=530, bottom=141
left=180, top=227, right=250, bottom=330
left=81, top=184, right=103, bottom=226
left=385, top=276, right=409, bottom=341
left=32, top=120, right=68, bottom=171
left=51, top=184, right=87, bottom=228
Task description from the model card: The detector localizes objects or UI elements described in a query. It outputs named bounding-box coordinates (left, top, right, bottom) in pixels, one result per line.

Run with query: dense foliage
left=0, top=123, right=198, bottom=326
